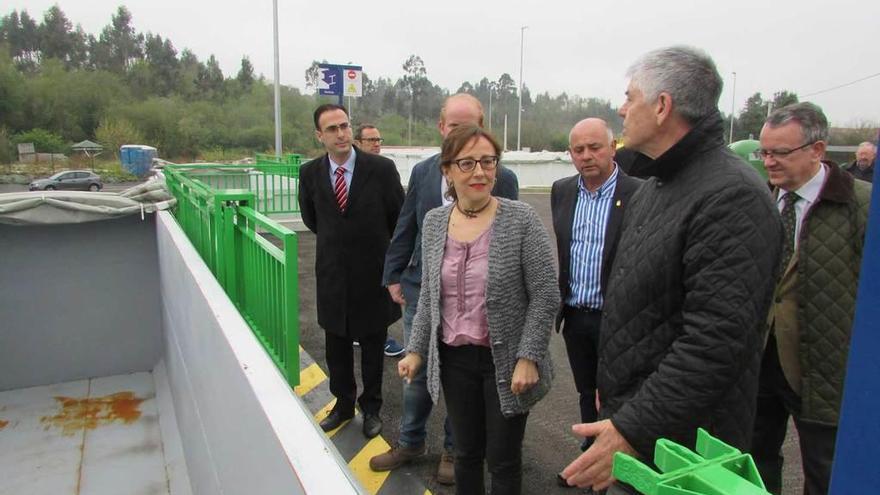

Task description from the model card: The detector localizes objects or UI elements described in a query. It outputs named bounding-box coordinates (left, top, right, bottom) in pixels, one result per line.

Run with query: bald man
left=551, top=118, right=642, bottom=455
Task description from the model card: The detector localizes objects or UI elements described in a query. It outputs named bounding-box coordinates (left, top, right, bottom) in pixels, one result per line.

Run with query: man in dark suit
left=298, top=104, right=405, bottom=438
left=369, top=94, right=518, bottom=484
left=551, top=118, right=641, bottom=456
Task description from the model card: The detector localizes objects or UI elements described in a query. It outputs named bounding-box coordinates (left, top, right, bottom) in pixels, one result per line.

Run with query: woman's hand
left=398, top=353, right=423, bottom=384
left=511, top=358, right=539, bottom=395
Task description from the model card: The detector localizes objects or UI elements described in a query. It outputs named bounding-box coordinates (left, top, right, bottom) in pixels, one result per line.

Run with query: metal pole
left=728, top=71, right=737, bottom=143
left=488, top=86, right=493, bottom=131
left=517, top=26, right=527, bottom=151
left=272, top=0, right=282, bottom=159
left=503, top=114, right=508, bottom=151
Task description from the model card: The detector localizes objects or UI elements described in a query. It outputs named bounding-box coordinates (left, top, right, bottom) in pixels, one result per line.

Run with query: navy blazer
left=382, top=153, right=519, bottom=293
left=550, top=169, right=642, bottom=330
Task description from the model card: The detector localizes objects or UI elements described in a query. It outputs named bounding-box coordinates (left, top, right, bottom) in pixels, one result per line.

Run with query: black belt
left=565, top=305, right=602, bottom=314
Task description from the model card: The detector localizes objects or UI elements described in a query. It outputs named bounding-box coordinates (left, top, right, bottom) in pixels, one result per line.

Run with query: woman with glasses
left=398, top=125, right=559, bottom=494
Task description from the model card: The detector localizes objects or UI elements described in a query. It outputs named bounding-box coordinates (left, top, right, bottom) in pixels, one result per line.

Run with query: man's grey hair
left=858, top=141, right=877, bottom=151
left=765, top=102, right=829, bottom=143
left=626, top=46, right=722, bottom=125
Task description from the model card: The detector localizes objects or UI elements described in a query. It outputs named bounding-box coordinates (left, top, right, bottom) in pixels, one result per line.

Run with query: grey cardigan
left=407, top=198, right=560, bottom=417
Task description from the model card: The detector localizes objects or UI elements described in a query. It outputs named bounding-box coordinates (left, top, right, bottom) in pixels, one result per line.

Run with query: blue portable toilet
left=120, top=145, right=158, bottom=177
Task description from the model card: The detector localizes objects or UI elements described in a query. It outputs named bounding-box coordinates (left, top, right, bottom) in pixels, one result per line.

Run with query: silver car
left=29, top=170, right=103, bottom=191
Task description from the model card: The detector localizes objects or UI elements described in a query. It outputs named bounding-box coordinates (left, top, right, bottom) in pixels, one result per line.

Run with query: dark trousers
left=562, top=306, right=602, bottom=426
left=440, top=343, right=528, bottom=495
left=325, top=327, right=387, bottom=415
left=752, top=334, right=838, bottom=495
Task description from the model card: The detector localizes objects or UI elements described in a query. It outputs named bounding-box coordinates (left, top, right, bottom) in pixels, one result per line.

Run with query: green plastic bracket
left=612, top=428, right=770, bottom=495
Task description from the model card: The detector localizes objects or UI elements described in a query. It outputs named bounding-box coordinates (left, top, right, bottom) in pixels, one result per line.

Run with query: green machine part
left=729, top=140, right=768, bottom=179
left=612, top=428, right=771, bottom=495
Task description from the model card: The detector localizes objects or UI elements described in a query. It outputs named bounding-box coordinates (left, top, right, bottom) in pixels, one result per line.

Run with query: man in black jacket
left=561, top=46, right=782, bottom=492
left=551, top=118, right=641, bottom=453
left=298, top=104, right=404, bottom=439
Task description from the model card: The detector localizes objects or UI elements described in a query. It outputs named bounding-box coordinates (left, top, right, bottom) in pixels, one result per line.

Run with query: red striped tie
left=334, top=166, right=348, bottom=212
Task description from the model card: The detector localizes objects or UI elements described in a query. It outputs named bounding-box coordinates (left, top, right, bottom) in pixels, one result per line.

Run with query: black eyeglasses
left=359, top=137, right=384, bottom=143
left=449, top=156, right=499, bottom=172
left=758, top=141, right=815, bottom=159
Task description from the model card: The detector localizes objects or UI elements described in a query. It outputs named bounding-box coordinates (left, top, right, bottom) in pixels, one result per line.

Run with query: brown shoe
left=436, top=451, right=455, bottom=485
left=369, top=444, right=426, bottom=471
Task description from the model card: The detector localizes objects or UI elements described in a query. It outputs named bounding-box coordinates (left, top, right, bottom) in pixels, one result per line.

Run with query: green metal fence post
left=282, top=231, right=300, bottom=386
left=213, top=190, right=254, bottom=297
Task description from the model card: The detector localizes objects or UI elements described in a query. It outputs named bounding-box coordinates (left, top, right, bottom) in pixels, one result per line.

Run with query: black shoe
left=320, top=409, right=353, bottom=432
left=363, top=413, right=383, bottom=438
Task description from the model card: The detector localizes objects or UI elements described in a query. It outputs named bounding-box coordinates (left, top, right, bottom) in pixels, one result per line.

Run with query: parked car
left=29, top=170, right=103, bottom=191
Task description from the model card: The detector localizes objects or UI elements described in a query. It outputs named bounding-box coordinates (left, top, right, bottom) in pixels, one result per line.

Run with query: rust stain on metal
left=40, top=392, right=145, bottom=436
left=0, top=419, right=9, bottom=430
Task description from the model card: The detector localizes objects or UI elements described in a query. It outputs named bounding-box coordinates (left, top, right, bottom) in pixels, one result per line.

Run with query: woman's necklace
left=455, top=197, right=493, bottom=218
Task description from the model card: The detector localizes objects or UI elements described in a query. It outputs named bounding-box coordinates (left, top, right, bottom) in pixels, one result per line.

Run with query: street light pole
left=729, top=71, right=737, bottom=143
left=488, top=82, right=495, bottom=131
left=272, top=0, right=282, bottom=159
left=517, top=25, right=527, bottom=151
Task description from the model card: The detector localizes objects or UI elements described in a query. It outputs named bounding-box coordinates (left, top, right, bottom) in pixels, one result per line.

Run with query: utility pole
left=517, top=25, right=528, bottom=151
left=272, top=0, right=282, bottom=159
left=503, top=114, right=508, bottom=151
left=488, top=82, right=495, bottom=131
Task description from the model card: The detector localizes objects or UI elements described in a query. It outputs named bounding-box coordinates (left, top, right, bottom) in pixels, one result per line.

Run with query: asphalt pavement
left=293, top=191, right=804, bottom=495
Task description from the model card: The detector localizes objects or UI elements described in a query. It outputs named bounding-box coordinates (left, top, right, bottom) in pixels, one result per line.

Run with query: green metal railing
left=164, top=165, right=300, bottom=386
left=255, top=152, right=303, bottom=166
left=168, top=162, right=301, bottom=215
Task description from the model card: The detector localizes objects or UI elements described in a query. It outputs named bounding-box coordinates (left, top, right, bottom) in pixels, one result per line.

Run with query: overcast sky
left=7, top=0, right=880, bottom=127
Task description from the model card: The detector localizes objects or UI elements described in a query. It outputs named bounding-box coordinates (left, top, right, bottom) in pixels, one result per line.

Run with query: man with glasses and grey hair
left=560, top=46, right=782, bottom=492
left=752, top=102, right=871, bottom=495
left=844, top=141, right=876, bottom=183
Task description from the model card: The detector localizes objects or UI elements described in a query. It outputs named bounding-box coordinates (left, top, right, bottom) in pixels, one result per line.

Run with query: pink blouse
left=440, top=225, right=493, bottom=347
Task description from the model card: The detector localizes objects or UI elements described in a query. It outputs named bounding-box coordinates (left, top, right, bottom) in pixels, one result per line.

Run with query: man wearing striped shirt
left=551, top=118, right=642, bottom=453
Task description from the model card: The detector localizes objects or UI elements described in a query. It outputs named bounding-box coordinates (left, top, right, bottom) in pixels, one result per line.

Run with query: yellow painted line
left=348, top=435, right=392, bottom=494
left=293, top=363, right=326, bottom=396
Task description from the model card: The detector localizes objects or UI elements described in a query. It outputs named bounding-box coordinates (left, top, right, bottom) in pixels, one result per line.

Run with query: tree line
left=1, top=5, right=872, bottom=165
left=0, top=5, right=625, bottom=163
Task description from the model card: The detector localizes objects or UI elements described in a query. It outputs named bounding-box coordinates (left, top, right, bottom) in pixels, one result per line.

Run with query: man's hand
left=511, top=358, right=539, bottom=395
left=560, top=420, right=637, bottom=490
left=398, top=353, right=423, bottom=383
left=387, top=283, right=406, bottom=305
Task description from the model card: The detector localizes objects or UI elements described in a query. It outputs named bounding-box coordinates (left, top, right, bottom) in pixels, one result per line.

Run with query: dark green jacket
left=787, top=164, right=871, bottom=425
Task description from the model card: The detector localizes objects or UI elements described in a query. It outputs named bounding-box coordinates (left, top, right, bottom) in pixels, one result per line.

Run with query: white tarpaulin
left=0, top=180, right=175, bottom=226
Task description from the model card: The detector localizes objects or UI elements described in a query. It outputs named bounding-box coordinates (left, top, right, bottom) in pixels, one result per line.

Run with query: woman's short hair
left=439, top=125, right=503, bottom=201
